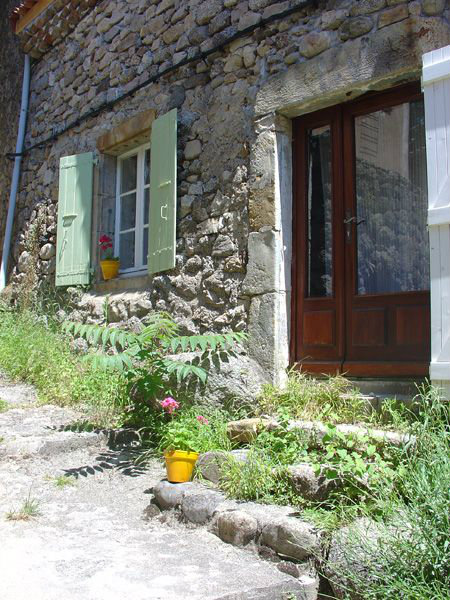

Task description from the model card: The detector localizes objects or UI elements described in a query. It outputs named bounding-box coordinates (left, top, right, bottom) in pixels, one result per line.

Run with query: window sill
left=93, top=269, right=149, bottom=293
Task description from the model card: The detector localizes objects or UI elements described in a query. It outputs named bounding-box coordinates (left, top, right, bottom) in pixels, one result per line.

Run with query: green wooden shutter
left=148, top=108, right=177, bottom=275
left=55, top=152, right=94, bottom=287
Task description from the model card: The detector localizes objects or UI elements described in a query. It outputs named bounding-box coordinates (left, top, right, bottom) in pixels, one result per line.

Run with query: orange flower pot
left=164, top=450, right=199, bottom=483
left=100, top=260, right=119, bottom=280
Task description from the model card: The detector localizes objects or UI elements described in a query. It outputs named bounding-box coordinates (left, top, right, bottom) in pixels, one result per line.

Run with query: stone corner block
left=153, top=480, right=197, bottom=511
left=216, top=509, right=259, bottom=547
left=242, top=230, right=279, bottom=296
left=181, top=488, right=226, bottom=525
left=260, top=517, right=321, bottom=561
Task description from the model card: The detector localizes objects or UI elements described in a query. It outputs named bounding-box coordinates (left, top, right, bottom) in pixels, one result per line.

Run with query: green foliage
left=219, top=449, right=279, bottom=502
left=62, top=313, right=246, bottom=417
left=309, top=424, right=398, bottom=502
left=251, top=413, right=309, bottom=465
left=0, top=310, right=126, bottom=425
left=6, top=494, right=41, bottom=521
left=0, top=398, right=8, bottom=413
left=53, top=475, right=76, bottom=488
left=327, top=387, right=450, bottom=599
left=159, top=406, right=232, bottom=454
left=257, top=371, right=368, bottom=423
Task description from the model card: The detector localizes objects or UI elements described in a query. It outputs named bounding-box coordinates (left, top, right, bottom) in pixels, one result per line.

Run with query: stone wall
left=0, top=0, right=24, bottom=259
left=7, top=0, right=450, bottom=391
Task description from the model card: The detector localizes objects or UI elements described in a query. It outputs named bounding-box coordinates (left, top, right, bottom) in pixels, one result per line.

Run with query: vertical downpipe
left=0, top=53, right=31, bottom=291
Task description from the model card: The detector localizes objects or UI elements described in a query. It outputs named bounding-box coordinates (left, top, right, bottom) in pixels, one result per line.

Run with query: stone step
left=149, top=479, right=321, bottom=600
left=348, top=378, right=424, bottom=402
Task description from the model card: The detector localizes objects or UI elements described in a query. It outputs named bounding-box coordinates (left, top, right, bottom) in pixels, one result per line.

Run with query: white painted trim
left=430, top=362, right=450, bottom=380
left=422, top=58, right=450, bottom=86
left=423, top=45, right=450, bottom=398
left=428, top=205, right=450, bottom=226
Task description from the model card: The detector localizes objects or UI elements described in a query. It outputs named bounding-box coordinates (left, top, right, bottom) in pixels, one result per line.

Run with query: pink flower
left=160, top=397, right=179, bottom=414
left=196, top=415, right=209, bottom=425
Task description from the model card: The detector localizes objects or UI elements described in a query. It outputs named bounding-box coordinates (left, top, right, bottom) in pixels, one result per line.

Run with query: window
left=115, top=145, right=150, bottom=272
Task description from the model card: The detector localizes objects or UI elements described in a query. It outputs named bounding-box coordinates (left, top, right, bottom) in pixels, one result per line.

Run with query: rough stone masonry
left=3, top=0, right=450, bottom=396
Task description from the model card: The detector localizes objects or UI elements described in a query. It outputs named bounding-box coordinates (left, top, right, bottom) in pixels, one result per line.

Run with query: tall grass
left=0, top=309, right=126, bottom=424
left=257, top=371, right=367, bottom=423
left=329, top=387, right=450, bottom=599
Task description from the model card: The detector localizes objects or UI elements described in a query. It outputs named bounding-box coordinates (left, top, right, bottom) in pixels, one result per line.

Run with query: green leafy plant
left=329, top=387, right=450, bottom=599
left=159, top=404, right=232, bottom=453
left=310, top=424, right=397, bottom=501
left=62, top=312, right=246, bottom=416
left=0, top=398, right=7, bottom=413
left=53, top=475, right=76, bottom=488
left=6, top=494, right=41, bottom=521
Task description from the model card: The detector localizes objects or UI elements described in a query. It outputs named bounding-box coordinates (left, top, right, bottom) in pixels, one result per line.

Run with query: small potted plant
left=159, top=397, right=208, bottom=483
left=99, top=234, right=119, bottom=280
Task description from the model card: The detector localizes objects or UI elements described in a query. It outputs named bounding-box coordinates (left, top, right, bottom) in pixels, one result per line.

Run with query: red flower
left=99, top=234, right=112, bottom=244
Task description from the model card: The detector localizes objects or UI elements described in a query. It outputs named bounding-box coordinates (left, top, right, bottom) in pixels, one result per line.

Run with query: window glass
left=144, top=188, right=149, bottom=226
left=120, top=192, right=136, bottom=231
left=307, top=125, right=333, bottom=298
left=144, top=150, right=150, bottom=186
left=119, top=231, right=135, bottom=270
left=355, top=100, right=429, bottom=294
left=120, top=155, right=137, bottom=194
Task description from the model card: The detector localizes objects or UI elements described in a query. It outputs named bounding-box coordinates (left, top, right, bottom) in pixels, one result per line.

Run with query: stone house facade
left=3, top=0, right=450, bottom=397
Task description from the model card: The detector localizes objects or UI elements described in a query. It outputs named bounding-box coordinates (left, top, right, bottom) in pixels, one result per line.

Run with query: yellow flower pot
left=164, top=449, right=199, bottom=483
left=100, top=260, right=119, bottom=280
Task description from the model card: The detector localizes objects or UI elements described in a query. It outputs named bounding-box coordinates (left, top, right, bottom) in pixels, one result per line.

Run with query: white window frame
left=115, top=144, right=150, bottom=273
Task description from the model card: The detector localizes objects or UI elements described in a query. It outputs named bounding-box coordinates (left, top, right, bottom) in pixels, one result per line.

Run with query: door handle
left=344, top=214, right=365, bottom=242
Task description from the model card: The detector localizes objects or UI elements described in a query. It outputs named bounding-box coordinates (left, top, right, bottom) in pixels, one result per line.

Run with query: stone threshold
left=145, top=479, right=323, bottom=600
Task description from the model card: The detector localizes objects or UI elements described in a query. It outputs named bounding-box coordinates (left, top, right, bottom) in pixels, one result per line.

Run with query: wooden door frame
left=291, top=105, right=345, bottom=373
left=291, top=81, right=430, bottom=377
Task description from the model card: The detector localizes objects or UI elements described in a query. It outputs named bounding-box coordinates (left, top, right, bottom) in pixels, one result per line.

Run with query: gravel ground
left=0, top=374, right=309, bottom=600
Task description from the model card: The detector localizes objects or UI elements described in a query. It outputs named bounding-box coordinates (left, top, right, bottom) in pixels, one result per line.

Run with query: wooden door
left=292, top=83, right=431, bottom=377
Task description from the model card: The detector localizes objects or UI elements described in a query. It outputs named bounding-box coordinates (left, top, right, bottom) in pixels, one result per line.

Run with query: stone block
left=378, top=4, right=409, bottom=28
left=184, top=140, right=202, bottom=160
left=196, top=449, right=250, bottom=484
left=181, top=489, right=225, bottom=524
left=242, top=230, right=278, bottom=296
left=39, top=243, right=55, bottom=260
left=226, top=418, right=277, bottom=444
left=216, top=510, right=258, bottom=546
left=299, top=32, right=331, bottom=58
left=260, top=517, right=320, bottom=561
left=321, top=9, right=347, bottom=30
left=287, top=463, right=338, bottom=502
left=212, top=234, right=235, bottom=257
left=153, top=480, right=196, bottom=511
left=340, top=16, right=373, bottom=40
left=96, top=109, right=156, bottom=155
left=350, top=0, right=386, bottom=15
left=422, top=0, right=445, bottom=14
left=238, top=11, right=261, bottom=30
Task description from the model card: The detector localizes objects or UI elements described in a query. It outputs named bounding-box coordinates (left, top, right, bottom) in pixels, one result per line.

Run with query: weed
left=327, top=386, right=450, bottom=599
left=0, top=398, right=7, bottom=413
left=6, top=494, right=41, bottom=521
left=257, top=371, right=367, bottom=424
left=53, top=475, right=76, bottom=488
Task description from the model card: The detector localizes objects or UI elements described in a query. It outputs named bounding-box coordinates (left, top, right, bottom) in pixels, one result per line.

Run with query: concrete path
left=0, top=374, right=309, bottom=600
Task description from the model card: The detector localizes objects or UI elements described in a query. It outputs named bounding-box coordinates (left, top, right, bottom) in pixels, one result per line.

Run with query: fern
left=62, top=313, right=246, bottom=405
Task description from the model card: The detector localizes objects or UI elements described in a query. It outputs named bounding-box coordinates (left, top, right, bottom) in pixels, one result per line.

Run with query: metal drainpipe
left=0, top=53, right=31, bottom=291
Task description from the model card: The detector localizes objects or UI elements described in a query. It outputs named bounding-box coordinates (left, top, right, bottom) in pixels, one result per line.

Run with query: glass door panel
left=354, top=100, right=429, bottom=295
left=307, top=126, right=333, bottom=297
